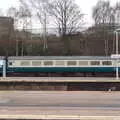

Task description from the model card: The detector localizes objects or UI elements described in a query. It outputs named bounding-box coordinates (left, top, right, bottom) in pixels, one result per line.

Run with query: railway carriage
left=6, top=56, right=119, bottom=77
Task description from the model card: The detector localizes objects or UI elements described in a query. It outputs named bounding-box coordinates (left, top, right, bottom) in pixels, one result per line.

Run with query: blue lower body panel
left=7, top=67, right=117, bottom=73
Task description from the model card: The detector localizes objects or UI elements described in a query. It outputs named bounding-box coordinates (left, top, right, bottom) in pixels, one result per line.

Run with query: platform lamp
left=111, top=29, right=120, bottom=80
left=115, top=28, right=120, bottom=80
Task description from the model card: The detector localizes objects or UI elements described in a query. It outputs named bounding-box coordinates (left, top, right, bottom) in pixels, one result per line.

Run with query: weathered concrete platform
left=0, top=91, right=120, bottom=119
left=0, top=77, right=119, bottom=90
left=0, top=77, right=120, bottom=82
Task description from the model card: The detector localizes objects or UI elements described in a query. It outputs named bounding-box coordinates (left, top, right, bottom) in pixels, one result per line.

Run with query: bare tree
left=18, top=6, right=31, bottom=30
left=92, top=0, right=114, bottom=25
left=92, top=0, right=115, bottom=56
left=19, top=0, right=84, bottom=55
left=18, top=4, right=32, bottom=56
left=48, top=0, right=84, bottom=55
left=114, top=2, right=120, bottom=26
left=7, top=7, right=19, bottom=56
left=31, top=0, right=49, bottom=51
left=49, top=0, right=84, bottom=36
left=8, top=3, right=32, bottom=56
left=7, top=7, right=19, bottom=28
left=20, top=0, right=49, bottom=52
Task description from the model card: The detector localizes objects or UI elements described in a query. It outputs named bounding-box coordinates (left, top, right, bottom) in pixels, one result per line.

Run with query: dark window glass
left=20, top=61, right=30, bottom=66
left=9, top=62, right=12, bottom=65
left=91, top=61, right=100, bottom=65
left=102, top=61, right=112, bottom=65
left=67, top=61, right=76, bottom=66
left=44, top=61, right=53, bottom=66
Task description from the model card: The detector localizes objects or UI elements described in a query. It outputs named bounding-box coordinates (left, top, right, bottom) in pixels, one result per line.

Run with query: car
left=5, top=56, right=118, bottom=77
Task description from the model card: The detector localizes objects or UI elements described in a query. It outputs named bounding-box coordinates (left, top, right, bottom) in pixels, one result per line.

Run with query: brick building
left=0, top=16, right=14, bottom=40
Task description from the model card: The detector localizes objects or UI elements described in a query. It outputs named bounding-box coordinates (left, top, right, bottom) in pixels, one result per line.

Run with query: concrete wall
left=0, top=82, right=119, bottom=91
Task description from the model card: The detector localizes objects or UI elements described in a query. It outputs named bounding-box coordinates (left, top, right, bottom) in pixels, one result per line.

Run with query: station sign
left=111, top=54, right=120, bottom=59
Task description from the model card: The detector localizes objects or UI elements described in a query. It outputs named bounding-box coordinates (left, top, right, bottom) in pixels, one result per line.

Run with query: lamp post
left=115, top=29, right=120, bottom=80
left=115, top=30, right=119, bottom=80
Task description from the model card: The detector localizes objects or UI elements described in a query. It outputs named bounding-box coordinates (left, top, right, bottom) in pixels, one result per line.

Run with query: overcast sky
left=0, top=0, right=119, bottom=27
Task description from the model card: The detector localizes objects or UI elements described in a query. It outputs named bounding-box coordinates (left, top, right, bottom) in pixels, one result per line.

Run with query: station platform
left=0, top=91, right=120, bottom=119
left=0, top=77, right=120, bottom=91
left=0, top=77, right=120, bottom=83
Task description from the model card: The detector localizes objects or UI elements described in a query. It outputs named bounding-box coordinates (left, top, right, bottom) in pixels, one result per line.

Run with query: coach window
left=102, top=61, right=112, bottom=65
left=91, top=61, right=100, bottom=65
left=32, top=61, right=41, bottom=66
left=9, top=62, right=13, bottom=66
left=44, top=61, right=53, bottom=66
left=20, top=61, right=30, bottom=66
left=67, top=61, right=76, bottom=66
left=55, top=61, right=64, bottom=66
left=79, top=61, right=88, bottom=65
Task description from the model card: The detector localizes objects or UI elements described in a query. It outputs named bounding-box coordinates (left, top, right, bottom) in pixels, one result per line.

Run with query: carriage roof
left=8, top=56, right=113, bottom=60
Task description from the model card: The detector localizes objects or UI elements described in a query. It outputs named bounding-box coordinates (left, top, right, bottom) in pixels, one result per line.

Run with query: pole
left=116, top=31, right=119, bottom=80
left=116, top=31, right=119, bottom=54
left=43, top=12, right=47, bottom=52
left=3, top=59, right=6, bottom=78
